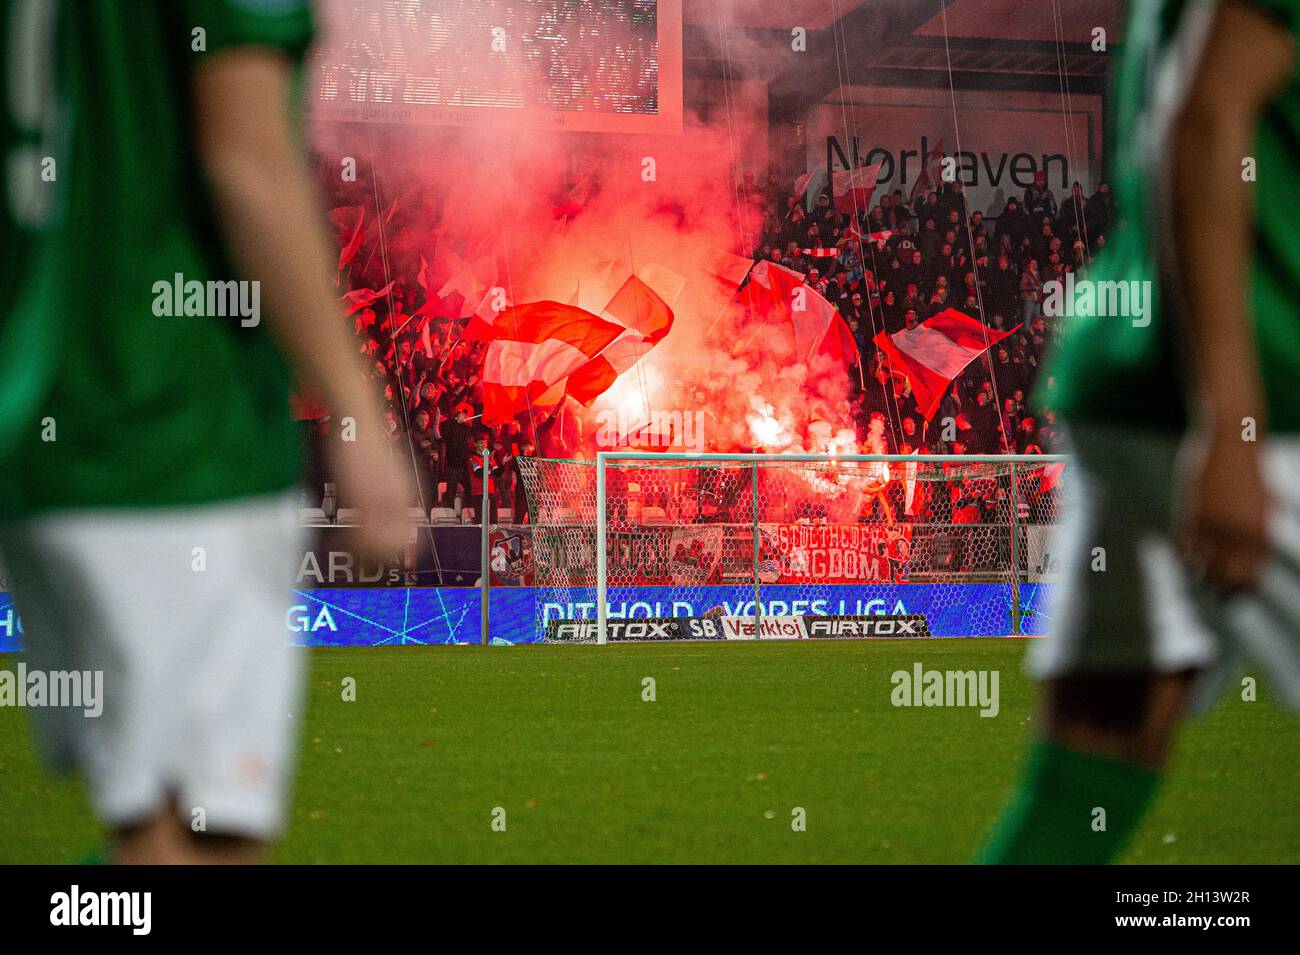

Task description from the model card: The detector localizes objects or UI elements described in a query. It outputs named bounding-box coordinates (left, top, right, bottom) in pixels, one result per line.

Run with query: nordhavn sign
left=826, top=134, right=1070, bottom=195
left=804, top=88, right=1101, bottom=215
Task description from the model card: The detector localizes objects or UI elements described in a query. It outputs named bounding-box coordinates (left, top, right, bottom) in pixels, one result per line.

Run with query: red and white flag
left=328, top=205, right=366, bottom=271
left=910, top=138, right=946, bottom=202
left=845, top=223, right=895, bottom=251
left=741, top=260, right=859, bottom=368
left=480, top=302, right=624, bottom=425
left=707, top=251, right=758, bottom=290
left=438, top=252, right=502, bottom=332
left=793, top=170, right=815, bottom=200
left=831, top=161, right=881, bottom=214
left=566, top=276, right=675, bottom=406
left=339, top=281, right=395, bottom=315
left=872, top=308, right=1019, bottom=420
left=1038, top=461, right=1066, bottom=495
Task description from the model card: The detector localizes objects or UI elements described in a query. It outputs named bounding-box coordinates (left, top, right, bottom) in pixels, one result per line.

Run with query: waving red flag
left=831, top=161, right=881, bottom=214
left=565, top=276, right=675, bottom=406
left=739, top=260, right=858, bottom=369
left=340, top=281, right=395, bottom=315
left=480, top=302, right=624, bottom=425
left=329, top=206, right=366, bottom=270
left=872, top=308, right=1019, bottom=420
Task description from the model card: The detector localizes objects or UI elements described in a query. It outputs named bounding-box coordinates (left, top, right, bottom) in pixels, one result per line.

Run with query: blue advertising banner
left=1, top=582, right=1054, bottom=652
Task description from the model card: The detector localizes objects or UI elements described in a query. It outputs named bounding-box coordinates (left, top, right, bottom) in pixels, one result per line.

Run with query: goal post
left=519, top=451, right=1069, bottom=645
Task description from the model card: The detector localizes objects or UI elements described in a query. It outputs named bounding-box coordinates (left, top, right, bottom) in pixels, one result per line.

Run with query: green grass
left=1, top=639, right=1296, bottom=863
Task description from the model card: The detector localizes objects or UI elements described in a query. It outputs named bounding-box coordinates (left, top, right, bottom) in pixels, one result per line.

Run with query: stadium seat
left=406, top=507, right=428, bottom=524
left=299, top=507, right=328, bottom=525
left=497, top=508, right=514, bottom=524
left=429, top=507, right=458, bottom=525
left=641, top=506, right=667, bottom=525
left=336, top=507, right=361, bottom=525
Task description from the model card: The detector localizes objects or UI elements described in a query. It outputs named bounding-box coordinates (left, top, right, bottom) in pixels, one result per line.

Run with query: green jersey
left=0, top=0, right=314, bottom=513
left=1046, top=0, right=1300, bottom=432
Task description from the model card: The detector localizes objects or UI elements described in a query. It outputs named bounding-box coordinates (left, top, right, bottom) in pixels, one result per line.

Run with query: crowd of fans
left=742, top=167, right=1113, bottom=457
left=310, top=161, right=1109, bottom=526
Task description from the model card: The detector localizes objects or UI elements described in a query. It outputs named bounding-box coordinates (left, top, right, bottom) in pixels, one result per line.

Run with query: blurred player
left=0, top=1, right=413, bottom=862
left=979, top=0, right=1300, bottom=863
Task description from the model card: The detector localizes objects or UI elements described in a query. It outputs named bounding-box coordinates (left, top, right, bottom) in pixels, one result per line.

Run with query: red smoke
left=310, top=108, right=858, bottom=459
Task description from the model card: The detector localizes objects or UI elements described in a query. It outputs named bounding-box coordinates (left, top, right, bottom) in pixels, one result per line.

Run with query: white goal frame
left=594, top=451, right=1069, bottom=645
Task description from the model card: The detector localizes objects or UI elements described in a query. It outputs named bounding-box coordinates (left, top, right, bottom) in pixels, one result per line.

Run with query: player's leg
left=1045, top=669, right=1198, bottom=770
left=975, top=668, right=1195, bottom=864
left=164, top=491, right=306, bottom=863
left=977, top=424, right=1213, bottom=863
left=114, top=800, right=266, bottom=865
left=0, top=490, right=304, bottom=864
left=112, top=804, right=194, bottom=866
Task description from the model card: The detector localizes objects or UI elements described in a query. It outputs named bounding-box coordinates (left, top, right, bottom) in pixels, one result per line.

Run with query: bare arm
left=1168, top=1, right=1295, bottom=431
left=190, top=48, right=376, bottom=417
left=191, top=48, right=414, bottom=553
left=1165, top=1, right=1297, bottom=592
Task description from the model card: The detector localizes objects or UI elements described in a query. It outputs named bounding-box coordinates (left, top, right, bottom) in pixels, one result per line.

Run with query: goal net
left=516, top=453, right=1067, bottom=643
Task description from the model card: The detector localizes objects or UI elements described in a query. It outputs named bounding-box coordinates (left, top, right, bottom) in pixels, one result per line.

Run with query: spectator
left=1020, top=259, right=1044, bottom=326
left=442, top=403, right=475, bottom=513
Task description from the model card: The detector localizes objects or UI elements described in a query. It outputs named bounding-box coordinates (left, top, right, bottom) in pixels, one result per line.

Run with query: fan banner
left=534, top=522, right=913, bottom=586
left=759, top=523, right=913, bottom=584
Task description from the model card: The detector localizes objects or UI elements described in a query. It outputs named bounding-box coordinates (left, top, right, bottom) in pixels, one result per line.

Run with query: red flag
left=1038, top=461, right=1066, bottom=495
left=420, top=318, right=435, bottom=359
left=437, top=251, right=498, bottom=328
left=848, top=223, right=895, bottom=251
left=910, top=138, right=946, bottom=202
left=706, top=250, right=757, bottom=290
left=793, top=170, right=815, bottom=200
left=816, top=308, right=861, bottom=368
left=480, top=302, right=624, bottom=425
left=831, top=162, right=881, bottom=213
left=740, top=261, right=858, bottom=368
left=340, top=281, right=395, bottom=315
left=414, top=254, right=437, bottom=316
left=329, top=206, right=366, bottom=270
left=565, top=276, right=675, bottom=406
left=872, top=308, right=1019, bottom=420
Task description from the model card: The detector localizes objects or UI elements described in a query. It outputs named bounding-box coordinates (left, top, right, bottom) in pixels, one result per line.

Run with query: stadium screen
left=309, top=0, right=683, bottom=133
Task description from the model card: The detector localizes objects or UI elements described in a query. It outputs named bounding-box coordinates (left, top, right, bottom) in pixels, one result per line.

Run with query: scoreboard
left=310, top=0, right=683, bottom=133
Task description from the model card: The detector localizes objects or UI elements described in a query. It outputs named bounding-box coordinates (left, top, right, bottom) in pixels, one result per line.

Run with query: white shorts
left=1030, top=424, right=1300, bottom=713
left=0, top=490, right=305, bottom=839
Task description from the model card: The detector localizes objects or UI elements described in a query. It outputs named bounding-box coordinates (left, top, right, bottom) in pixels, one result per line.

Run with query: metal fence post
left=752, top=462, right=761, bottom=640
left=480, top=447, right=490, bottom=645
left=596, top=454, right=607, bottom=646
left=1009, top=461, right=1021, bottom=637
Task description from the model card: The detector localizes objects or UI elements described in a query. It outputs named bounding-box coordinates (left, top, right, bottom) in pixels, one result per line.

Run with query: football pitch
left=1, top=639, right=1296, bottom=864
